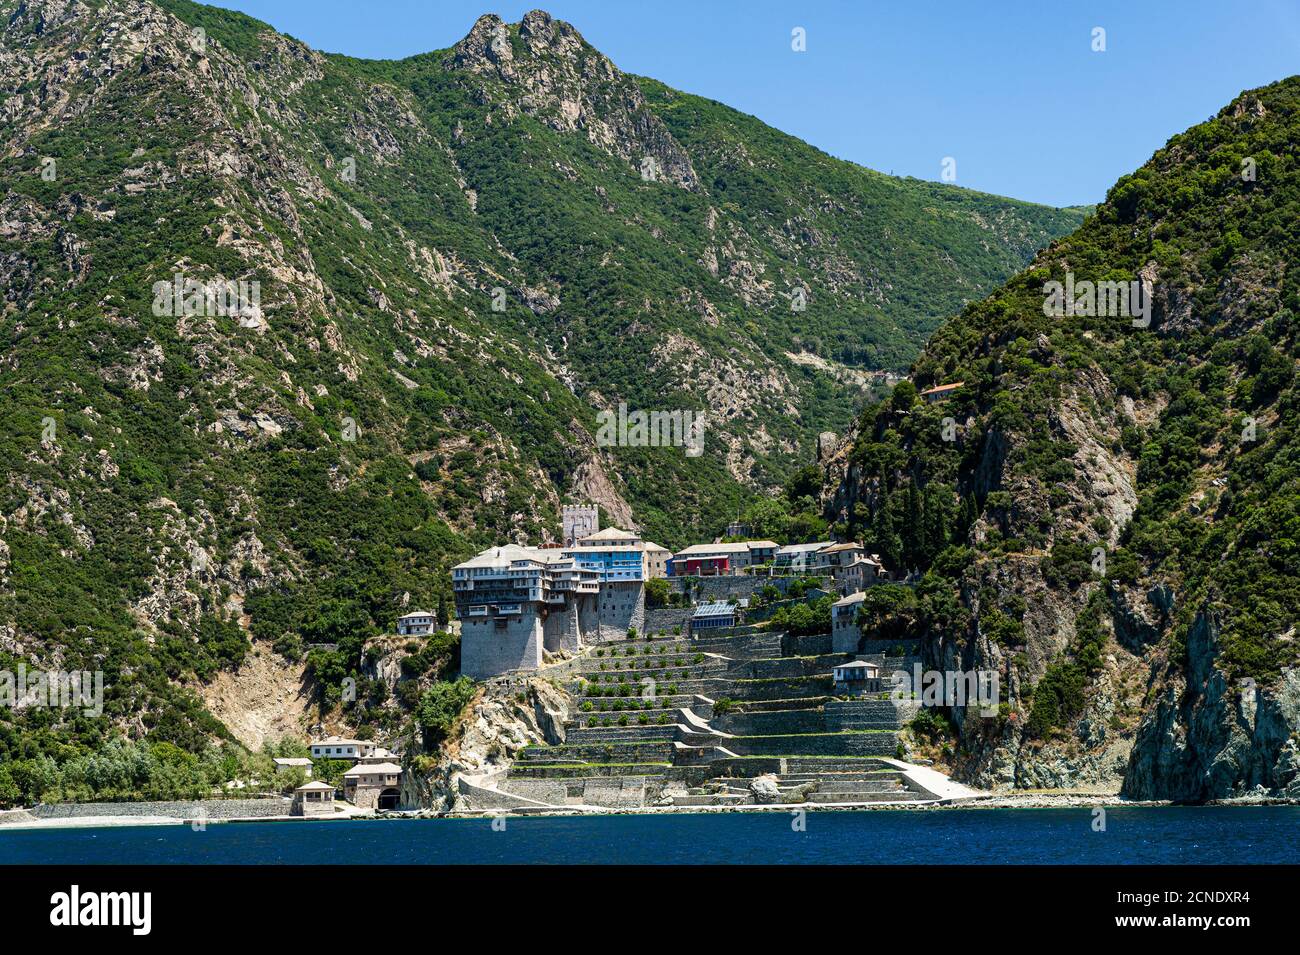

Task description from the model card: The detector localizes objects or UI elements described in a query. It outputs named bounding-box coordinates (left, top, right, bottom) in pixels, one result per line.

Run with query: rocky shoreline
left=4, top=792, right=1295, bottom=831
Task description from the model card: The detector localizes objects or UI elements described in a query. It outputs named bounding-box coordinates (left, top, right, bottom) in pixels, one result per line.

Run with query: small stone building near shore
left=343, top=762, right=402, bottom=810
left=292, top=781, right=337, bottom=817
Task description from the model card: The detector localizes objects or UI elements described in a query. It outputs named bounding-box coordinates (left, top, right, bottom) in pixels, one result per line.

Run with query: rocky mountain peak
left=444, top=8, right=697, bottom=189
left=518, top=9, right=583, bottom=57
left=448, top=13, right=514, bottom=73
left=449, top=10, right=588, bottom=76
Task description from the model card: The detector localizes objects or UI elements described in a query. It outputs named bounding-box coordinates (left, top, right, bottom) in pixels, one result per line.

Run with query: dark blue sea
left=2, top=807, right=1297, bottom=864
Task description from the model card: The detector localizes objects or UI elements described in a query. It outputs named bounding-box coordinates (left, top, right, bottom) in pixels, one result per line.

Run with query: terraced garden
left=489, top=626, right=937, bottom=809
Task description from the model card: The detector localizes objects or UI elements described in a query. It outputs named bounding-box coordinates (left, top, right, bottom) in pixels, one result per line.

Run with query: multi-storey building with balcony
left=453, top=528, right=666, bottom=679
left=667, top=540, right=779, bottom=576
left=563, top=527, right=651, bottom=645
left=453, top=544, right=609, bottom=678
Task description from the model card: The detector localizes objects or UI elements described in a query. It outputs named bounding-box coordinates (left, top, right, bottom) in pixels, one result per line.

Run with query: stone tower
left=562, top=504, right=600, bottom=547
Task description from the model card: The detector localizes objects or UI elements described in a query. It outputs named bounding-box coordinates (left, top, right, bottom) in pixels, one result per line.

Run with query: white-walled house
left=273, top=757, right=313, bottom=777
left=309, top=737, right=376, bottom=760
left=397, top=610, right=436, bottom=635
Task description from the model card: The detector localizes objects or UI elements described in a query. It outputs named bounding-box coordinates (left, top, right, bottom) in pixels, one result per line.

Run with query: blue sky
left=207, top=0, right=1300, bottom=207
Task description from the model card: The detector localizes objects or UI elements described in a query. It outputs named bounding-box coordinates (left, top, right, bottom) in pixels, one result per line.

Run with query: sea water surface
left=2, top=806, right=1298, bottom=864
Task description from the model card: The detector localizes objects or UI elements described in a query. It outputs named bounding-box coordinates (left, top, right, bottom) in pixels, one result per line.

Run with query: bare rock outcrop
left=402, top=676, right=575, bottom=811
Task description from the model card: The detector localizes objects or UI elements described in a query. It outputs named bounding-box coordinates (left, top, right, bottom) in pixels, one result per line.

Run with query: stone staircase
left=488, top=626, right=939, bottom=810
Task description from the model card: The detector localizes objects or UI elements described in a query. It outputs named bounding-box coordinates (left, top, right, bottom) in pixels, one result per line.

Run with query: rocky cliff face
left=1125, top=614, right=1300, bottom=800
left=401, top=676, right=574, bottom=811
left=822, top=78, right=1300, bottom=800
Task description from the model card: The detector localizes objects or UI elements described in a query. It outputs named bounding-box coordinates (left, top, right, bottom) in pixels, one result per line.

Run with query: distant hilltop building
left=561, top=503, right=599, bottom=547
left=452, top=527, right=670, bottom=679
left=919, top=381, right=965, bottom=404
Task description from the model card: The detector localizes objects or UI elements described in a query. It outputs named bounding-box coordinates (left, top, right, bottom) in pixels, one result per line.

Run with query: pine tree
left=902, top=483, right=923, bottom=568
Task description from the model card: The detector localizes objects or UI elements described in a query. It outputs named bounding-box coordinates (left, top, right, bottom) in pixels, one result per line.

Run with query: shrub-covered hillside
left=823, top=76, right=1300, bottom=800
left=0, top=0, right=1083, bottom=803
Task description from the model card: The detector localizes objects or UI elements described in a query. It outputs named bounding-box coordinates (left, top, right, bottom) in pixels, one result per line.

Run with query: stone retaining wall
left=726, top=653, right=841, bottom=680
left=729, top=676, right=835, bottom=700
left=517, top=740, right=675, bottom=763
left=503, top=775, right=661, bottom=809
left=782, top=632, right=834, bottom=656
left=28, top=798, right=290, bottom=819
left=725, top=731, right=897, bottom=758
left=669, top=576, right=766, bottom=601
left=644, top=608, right=694, bottom=634
left=506, top=762, right=669, bottom=779
left=825, top=699, right=905, bottom=731
left=565, top=725, right=679, bottom=742
left=712, top=708, right=827, bottom=736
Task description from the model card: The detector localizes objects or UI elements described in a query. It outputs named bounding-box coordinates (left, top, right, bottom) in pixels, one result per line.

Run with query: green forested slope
left=828, top=76, right=1300, bottom=798
left=0, top=0, right=1082, bottom=802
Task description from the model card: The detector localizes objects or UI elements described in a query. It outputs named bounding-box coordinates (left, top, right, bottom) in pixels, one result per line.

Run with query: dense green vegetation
left=768, top=596, right=832, bottom=636
left=0, top=0, right=1084, bottom=802
left=839, top=76, right=1300, bottom=747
